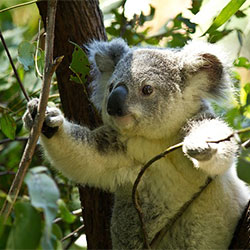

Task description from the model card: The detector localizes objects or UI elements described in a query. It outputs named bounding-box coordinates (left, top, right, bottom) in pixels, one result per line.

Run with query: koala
left=23, top=38, right=249, bottom=249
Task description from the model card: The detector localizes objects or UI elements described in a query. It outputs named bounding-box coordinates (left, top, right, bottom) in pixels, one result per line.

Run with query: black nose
left=107, top=85, right=128, bottom=117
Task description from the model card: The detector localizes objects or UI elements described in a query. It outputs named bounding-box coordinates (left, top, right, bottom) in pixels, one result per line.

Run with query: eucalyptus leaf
left=57, top=199, right=76, bottom=224
left=6, top=202, right=42, bottom=250
left=0, top=113, right=16, bottom=140
left=69, top=41, right=90, bottom=84
left=234, top=57, right=250, bottom=69
left=17, top=41, right=35, bottom=71
left=25, top=168, right=60, bottom=249
left=204, top=0, right=246, bottom=35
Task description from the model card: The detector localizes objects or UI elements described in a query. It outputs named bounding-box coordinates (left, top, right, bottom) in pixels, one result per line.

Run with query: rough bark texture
left=37, top=1, right=113, bottom=249
left=229, top=200, right=250, bottom=249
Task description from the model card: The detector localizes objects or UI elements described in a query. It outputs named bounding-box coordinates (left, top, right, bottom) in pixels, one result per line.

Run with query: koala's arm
left=183, top=118, right=238, bottom=176
left=23, top=99, right=135, bottom=191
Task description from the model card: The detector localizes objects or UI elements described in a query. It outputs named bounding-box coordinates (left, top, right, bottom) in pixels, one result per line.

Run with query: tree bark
left=37, top=1, right=113, bottom=249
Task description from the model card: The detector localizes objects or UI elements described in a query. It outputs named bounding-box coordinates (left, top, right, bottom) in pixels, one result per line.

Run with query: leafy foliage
left=0, top=0, right=250, bottom=249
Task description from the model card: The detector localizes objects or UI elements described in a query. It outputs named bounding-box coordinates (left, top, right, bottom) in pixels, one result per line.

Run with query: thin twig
left=0, top=137, right=28, bottom=145
left=0, top=0, right=59, bottom=224
left=35, top=19, right=43, bottom=79
left=132, top=127, right=250, bottom=248
left=0, top=171, right=16, bottom=176
left=0, top=30, right=30, bottom=101
left=61, top=224, right=85, bottom=242
left=0, top=0, right=37, bottom=14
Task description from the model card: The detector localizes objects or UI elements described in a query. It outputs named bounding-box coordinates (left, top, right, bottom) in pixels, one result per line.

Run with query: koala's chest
left=126, top=137, right=169, bottom=164
left=125, top=137, right=206, bottom=204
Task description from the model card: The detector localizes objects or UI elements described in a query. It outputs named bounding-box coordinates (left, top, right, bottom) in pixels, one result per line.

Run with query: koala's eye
left=142, top=85, right=153, bottom=96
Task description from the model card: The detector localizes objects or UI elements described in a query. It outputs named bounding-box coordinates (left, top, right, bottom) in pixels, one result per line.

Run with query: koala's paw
left=182, top=137, right=217, bottom=162
left=23, top=98, right=64, bottom=138
left=23, top=98, right=39, bottom=130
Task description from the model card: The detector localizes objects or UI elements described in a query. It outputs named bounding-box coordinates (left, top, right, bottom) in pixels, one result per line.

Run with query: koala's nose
left=107, top=85, right=128, bottom=117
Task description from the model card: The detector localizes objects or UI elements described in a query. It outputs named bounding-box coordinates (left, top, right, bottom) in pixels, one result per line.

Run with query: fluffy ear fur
left=87, top=38, right=129, bottom=73
left=86, top=39, right=129, bottom=111
left=180, top=40, right=232, bottom=99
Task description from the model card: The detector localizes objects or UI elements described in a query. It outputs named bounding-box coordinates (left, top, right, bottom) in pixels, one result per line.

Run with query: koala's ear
left=87, top=38, right=129, bottom=73
left=180, top=40, right=232, bottom=98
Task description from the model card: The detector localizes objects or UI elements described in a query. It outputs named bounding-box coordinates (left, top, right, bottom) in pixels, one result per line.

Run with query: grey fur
left=23, top=39, right=249, bottom=249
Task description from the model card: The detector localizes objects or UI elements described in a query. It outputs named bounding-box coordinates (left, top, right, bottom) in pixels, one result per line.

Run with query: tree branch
left=0, top=0, right=59, bottom=224
left=0, top=29, right=30, bottom=101
left=132, top=127, right=250, bottom=248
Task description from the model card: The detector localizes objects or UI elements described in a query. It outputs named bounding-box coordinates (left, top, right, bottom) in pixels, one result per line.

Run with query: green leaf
left=57, top=199, right=76, bottom=224
left=0, top=216, right=11, bottom=250
left=17, top=41, right=35, bottom=71
left=204, top=0, right=247, bottom=35
left=0, top=113, right=16, bottom=140
left=235, top=10, right=246, bottom=18
left=52, top=223, right=63, bottom=240
left=25, top=167, right=60, bottom=249
left=69, top=41, right=90, bottom=84
left=189, top=0, right=203, bottom=14
left=234, top=57, right=250, bottom=69
left=208, top=29, right=233, bottom=43
left=6, top=202, right=42, bottom=250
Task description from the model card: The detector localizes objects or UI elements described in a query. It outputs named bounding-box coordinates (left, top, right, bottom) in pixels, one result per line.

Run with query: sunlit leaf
left=204, top=0, right=247, bottom=35
left=234, top=57, right=250, bottom=69
left=6, top=202, right=42, bottom=249
left=17, top=41, right=35, bottom=71
left=57, top=199, right=76, bottom=224
left=69, top=41, right=90, bottom=84
left=0, top=113, right=16, bottom=140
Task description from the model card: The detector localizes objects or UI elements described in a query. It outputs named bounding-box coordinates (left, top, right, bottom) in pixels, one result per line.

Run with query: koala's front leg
left=23, top=99, right=134, bottom=191
left=183, top=119, right=239, bottom=176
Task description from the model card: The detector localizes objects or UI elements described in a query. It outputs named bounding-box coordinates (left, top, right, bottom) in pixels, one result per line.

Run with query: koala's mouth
left=112, top=114, right=134, bottom=128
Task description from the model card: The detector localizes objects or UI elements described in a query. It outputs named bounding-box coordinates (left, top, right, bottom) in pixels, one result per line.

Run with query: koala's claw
left=183, top=139, right=217, bottom=162
left=23, top=98, right=64, bottom=138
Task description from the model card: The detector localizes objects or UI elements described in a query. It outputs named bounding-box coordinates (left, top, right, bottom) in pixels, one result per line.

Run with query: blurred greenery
left=0, top=0, right=250, bottom=249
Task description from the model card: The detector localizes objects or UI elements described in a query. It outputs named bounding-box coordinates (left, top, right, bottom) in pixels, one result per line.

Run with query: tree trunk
left=37, top=1, right=113, bottom=249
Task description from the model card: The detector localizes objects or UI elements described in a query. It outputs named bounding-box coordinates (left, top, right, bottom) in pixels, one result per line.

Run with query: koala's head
left=87, top=39, right=231, bottom=139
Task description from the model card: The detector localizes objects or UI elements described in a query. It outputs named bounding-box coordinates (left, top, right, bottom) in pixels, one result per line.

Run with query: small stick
left=0, top=0, right=59, bottom=223
left=0, top=30, right=30, bottom=101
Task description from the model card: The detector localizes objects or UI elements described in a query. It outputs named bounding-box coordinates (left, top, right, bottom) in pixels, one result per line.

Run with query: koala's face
left=102, top=49, right=184, bottom=137
left=88, top=39, right=230, bottom=139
